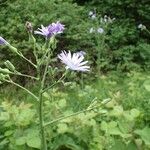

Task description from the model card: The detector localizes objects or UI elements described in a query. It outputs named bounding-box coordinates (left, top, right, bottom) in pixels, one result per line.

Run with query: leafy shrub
left=1, top=0, right=149, bottom=75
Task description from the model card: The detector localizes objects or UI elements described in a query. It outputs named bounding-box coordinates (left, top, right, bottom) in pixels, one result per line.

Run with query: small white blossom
left=138, top=24, right=146, bottom=30
left=89, top=11, right=96, bottom=19
left=91, top=14, right=96, bottom=19
left=88, top=11, right=94, bottom=16
left=97, top=28, right=104, bottom=33
left=58, top=51, right=90, bottom=72
left=89, top=27, right=95, bottom=33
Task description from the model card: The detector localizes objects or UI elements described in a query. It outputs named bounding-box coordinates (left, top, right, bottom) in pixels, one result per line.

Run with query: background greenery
left=0, top=0, right=149, bottom=73
left=0, top=0, right=150, bottom=150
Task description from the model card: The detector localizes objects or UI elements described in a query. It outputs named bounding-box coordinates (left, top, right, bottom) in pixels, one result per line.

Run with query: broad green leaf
left=108, top=127, right=123, bottom=136
left=134, top=127, right=150, bottom=146
left=15, top=136, right=26, bottom=146
left=26, top=136, right=41, bottom=149
left=101, top=121, right=108, bottom=131
left=58, top=99, right=67, bottom=108
left=109, top=106, right=124, bottom=117
left=4, top=130, right=14, bottom=136
left=130, top=108, right=140, bottom=118
left=57, top=123, right=68, bottom=134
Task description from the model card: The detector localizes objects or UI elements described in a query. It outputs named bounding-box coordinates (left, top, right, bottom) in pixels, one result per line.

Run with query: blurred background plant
left=0, top=0, right=149, bottom=80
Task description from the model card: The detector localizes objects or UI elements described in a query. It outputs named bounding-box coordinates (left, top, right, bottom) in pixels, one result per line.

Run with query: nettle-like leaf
left=134, top=127, right=150, bottom=146
left=15, top=108, right=35, bottom=126
left=14, top=128, right=41, bottom=149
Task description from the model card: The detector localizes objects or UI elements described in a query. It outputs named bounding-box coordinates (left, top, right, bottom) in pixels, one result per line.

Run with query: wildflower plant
left=88, top=10, right=115, bottom=74
left=0, top=21, right=110, bottom=150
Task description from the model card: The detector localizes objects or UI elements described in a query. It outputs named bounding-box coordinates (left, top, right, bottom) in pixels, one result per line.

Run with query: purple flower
left=0, top=36, right=9, bottom=45
left=48, top=21, right=65, bottom=35
left=34, top=21, right=65, bottom=38
left=58, top=51, right=90, bottom=72
left=34, top=25, right=50, bottom=38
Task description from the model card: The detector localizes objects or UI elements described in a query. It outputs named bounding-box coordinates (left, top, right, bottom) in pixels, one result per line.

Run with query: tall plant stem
left=39, top=90, right=47, bottom=150
left=38, top=51, right=51, bottom=150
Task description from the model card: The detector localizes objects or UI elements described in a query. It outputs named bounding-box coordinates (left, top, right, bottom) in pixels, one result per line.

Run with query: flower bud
left=8, top=45, right=18, bottom=53
left=25, top=21, right=33, bottom=33
left=4, top=60, right=16, bottom=72
left=0, top=68, right=11, bottom=74
left=0, top=73, right=9, bottom=81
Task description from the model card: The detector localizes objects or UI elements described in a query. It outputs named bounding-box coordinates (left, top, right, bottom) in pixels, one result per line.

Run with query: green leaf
left=143, top=80, right=150, bottom=92
left=26, top=136, right=41, bottom=149
left=57, top=123, right=68, bottom=134
left=109, top=106, right=124, bottom=117
left=130, top=108, right=140, bottom=118
left=15, top=136, right=26, bottom=146
left=58, top=99, right=67, bottom=108
left=101, top=121, right=108, bottom=131
left=134, top=127, right=150, bottom=146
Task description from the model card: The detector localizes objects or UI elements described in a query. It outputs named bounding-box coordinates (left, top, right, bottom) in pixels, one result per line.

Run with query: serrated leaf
left=134, top=127, right=150, bottom=146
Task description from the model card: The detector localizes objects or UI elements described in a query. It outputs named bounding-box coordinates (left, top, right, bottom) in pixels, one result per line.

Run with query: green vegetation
left=0, top=0, right=150, bottom=149
left=0, top=71, right=150, bottom=149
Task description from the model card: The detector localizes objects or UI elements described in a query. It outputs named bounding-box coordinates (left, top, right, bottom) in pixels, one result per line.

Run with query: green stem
left=5, top=80, right=39, bottom=102
left=42, top=72, right=66, bottom=94
left=44, top=98, right=111, bottom=127
left=39, top=90, right=47, bottom=150
left=18, top=53, right=37, bottom=69
left=12, top=72, right=39, bottom=80
left=38, top=51, right=51, bottom=150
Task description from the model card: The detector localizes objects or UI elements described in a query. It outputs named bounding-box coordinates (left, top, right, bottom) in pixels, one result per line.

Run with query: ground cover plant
left=0, top=71, right=150, bottom=149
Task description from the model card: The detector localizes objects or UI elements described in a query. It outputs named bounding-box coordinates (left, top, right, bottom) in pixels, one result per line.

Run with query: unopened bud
left=0, top=68, right=11, bottom=74
left=8, top=45, right=18, bottom=53
left=25, top=21, right=33, bottom=33
left=0, top=73, right=9, bottom=81
left=4, top=60, right=15, bottom=72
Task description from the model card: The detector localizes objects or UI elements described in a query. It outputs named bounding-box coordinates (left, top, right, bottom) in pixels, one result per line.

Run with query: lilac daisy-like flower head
left=34, top=25, right=50, bottom=38
left=34, top=21, right=65, bottom=39
left=0, top=36, right=9, bottom=45
left=48, top=21, right=65, bottom=35
left=58, top=51, right=90, bottom=72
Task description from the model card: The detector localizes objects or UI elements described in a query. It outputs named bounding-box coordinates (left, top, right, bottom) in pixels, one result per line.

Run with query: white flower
left=58, top=51, right=90, bottom=72
left=138, top=24, right=146, bottom=30
left=97, top=28, right=104, bottom=33
left=88, top=11, right=96, bottom=19
left=91, top=14, right=96, bottom=19
left=89, top=27, right=95, bottom=33
left=88, top=11, right=94, bottom=16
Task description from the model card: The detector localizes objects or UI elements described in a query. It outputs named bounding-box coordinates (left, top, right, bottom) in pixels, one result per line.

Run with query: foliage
left=0, top=0, right=150, bottom=75
left=0, top=71, right=149, bottom=149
